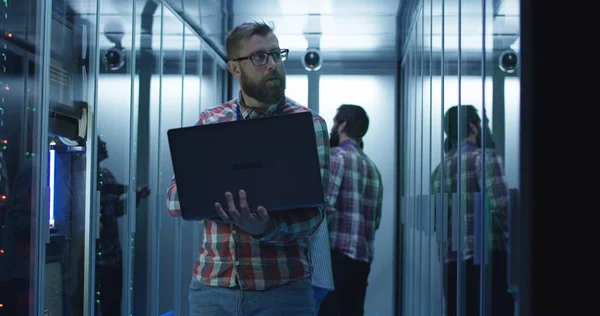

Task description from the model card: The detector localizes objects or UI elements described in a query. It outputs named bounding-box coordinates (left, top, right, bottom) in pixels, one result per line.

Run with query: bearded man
left=166, top=21, right=330, bottom=316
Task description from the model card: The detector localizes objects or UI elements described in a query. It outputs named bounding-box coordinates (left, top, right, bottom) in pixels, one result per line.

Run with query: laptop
left=167, top=111, right=326, bottom=221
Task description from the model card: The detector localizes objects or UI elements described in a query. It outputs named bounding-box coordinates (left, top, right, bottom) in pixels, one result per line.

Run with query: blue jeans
left=312, top=286, right=330, bottom=315
left=189, top=276, right=315, bottom=316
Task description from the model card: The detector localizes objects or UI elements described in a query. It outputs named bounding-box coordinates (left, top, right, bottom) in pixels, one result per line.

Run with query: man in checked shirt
left=166, top=21, right=329, bottom=316
left=432, top=105, right=514, bottom=316
left=318, top=104, right=383, bottom=316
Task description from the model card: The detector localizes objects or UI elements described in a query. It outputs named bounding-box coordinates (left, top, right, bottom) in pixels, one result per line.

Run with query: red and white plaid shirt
left=166, top=93, right=330, bottom=290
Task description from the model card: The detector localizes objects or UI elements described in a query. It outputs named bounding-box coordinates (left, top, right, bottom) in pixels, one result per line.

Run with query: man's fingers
left=238, top=190, right=251, bottom=217
left=225, top=192, right=236, bottom=211
left=256, top=206, right=269, bottom=221
left=215, top=203, right=230, bottom=222
left=225, top=192, right=241, bottom=221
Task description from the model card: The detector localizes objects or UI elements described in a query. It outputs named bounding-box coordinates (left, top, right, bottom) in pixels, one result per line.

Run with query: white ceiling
left=89, top=0, right=401, bottom=60
left=70, top=0, right=519, bottom=60
left=231, top=0, right=401, bottom=56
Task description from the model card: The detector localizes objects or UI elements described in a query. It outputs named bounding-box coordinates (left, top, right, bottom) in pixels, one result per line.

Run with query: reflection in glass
left=399, top=0, right=521, bottom=315
left=0, top=0, right=101, bottom=315
left=421, top=1, right=434, bottom=315
left=133, top=1, right=163, bottom=314
left=179, top=27, right=203, bottom=315
left=95, top=0, right=145, bottom=315
left=156, top=7, right=185, bottom=315
left=44, top=0, right=100, bottom=315
left=0, top=0, right=228, bottom=315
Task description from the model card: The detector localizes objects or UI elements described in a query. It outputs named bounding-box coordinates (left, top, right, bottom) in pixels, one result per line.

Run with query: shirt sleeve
left=254, top=114, right=330, bottom=243
left=166, top=117, right=205, bottom=217
left=374, top=170, right=383, bottom=230
left=475, top=150, right=510, bottom=226
left=325, top=150, right=344, bottom=217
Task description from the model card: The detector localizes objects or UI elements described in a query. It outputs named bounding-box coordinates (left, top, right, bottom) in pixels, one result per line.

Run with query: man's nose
left=265, top=54, right=276, bottom=70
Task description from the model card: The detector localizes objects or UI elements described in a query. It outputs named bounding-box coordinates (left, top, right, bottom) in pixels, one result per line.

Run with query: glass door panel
left=96, top=0, right=139, bottom=315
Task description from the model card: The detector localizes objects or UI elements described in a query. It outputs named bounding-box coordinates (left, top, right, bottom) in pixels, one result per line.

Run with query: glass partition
left=96, top=0, right=140, bottom=315
left=216, top=65, right=227, bottom=103
left=429, top=0, right=444, bottom=314
left=141, top=1, right=164, bottom=314
left=399, top=0, right=520, bottom=315
left=197, top=0, right=226, bottom=48
left=43, top=0, right=100, bottom=315
left=201, top=51, right=217, bottom=110
left=0, top=0, right=102, bottom=314
left=133, top=3, right=227, bottom=315
left=0, top=0, right=47, bottom=314
left=179, top=27, right=203, bottom=316
left=421, top=1, right=434, bottom=314
left=415, top=8, right=424, bottom=316
left=0, top=1, right=227, bottom=315
left=156, top=7, right=184, bottom=316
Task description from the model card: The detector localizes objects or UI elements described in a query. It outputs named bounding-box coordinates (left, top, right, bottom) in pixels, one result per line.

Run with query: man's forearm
left=252, top=207, right=323, bottom=243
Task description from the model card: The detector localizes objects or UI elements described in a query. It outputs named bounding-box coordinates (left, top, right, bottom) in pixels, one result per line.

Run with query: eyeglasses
left=232, top=49, right=289, bottom=66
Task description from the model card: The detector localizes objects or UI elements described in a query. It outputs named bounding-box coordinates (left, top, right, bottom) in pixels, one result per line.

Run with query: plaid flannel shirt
left=326, top=140, right=383, bottom=263
left=166, top=94, right=329, bottom=290
left=431, top=141, right=509, bottom=262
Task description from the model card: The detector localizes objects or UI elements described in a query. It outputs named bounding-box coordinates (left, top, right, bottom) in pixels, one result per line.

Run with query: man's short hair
left=334, top=104, right=370, bottom=139
left=226, top=21, right=275, bottom=60
left=443, top=104, right=496, bottom=151
left=444, top=105, right=481, bottom=140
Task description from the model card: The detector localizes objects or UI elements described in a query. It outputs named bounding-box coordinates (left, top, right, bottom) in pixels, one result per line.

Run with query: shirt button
left=235, top=261, right=240, bottom=266
left=232, top=230, right=237, bottom=235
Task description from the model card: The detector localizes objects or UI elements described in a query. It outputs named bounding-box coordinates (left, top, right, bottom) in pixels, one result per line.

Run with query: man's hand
left=137, top=185, right=151, bottom=199
left=215, top=190, right=270, bottom=236
left=135, top=185, right=151, bottom=206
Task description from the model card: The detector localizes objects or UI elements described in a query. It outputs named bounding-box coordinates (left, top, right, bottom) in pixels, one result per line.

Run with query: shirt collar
left=340, top=139, right=361, bottom=149
left=462, top=139, right=478, bottom=148
left=237, top=90, right=284, bottom=119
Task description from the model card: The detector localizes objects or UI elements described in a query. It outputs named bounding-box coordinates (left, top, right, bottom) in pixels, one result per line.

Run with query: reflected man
left=431, top=105, right=514, bottom=316
left=96, top=137, right=150, bottom=316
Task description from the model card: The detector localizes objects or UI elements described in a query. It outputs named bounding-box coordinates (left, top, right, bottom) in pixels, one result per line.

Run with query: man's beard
left=330, top=127, right=340, bottom=148
left=477, top=125, right=496, bottom=149
left=240, top=69, right=286, bottom=105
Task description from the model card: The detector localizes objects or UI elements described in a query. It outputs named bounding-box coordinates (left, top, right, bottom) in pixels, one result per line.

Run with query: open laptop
left=167, top=111, right=326, bottom=221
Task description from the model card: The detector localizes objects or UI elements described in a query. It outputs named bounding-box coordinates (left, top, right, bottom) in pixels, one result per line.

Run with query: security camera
left=302, top=48, right=322, bottom=72
left=499, top=49, right=518, bottom=74
left=103, top=46, right=125, bottom=71
left=103, top=20, right=126, bottom=71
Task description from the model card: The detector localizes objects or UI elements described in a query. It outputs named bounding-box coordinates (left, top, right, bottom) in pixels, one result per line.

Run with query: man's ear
left=338, top=121, right=347, bottom=133
left=468, top=122, right=478, bottom=135
left=227, top=61, right=241, bottom=77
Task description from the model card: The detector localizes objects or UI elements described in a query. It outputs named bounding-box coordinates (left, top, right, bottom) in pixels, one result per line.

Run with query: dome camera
left=302, top=48, right=322, bottom=72
left=103, top=20, right=126, bottom=71
left=499, top=49, right=518, bottom=74
left=103, top=46, right=125, bottom=71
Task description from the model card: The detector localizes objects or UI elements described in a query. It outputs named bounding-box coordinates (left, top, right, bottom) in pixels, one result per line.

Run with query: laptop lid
left=167, top=111, right=325, bottom=221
